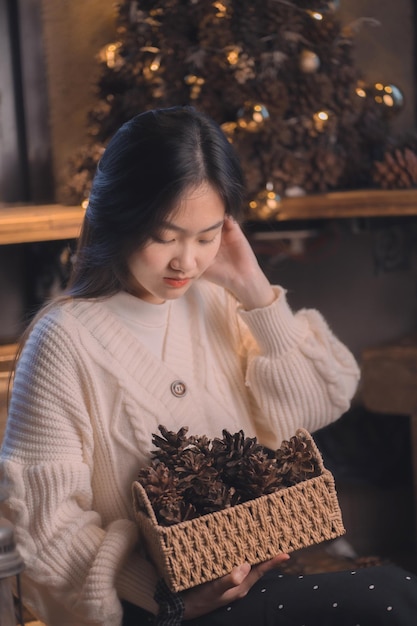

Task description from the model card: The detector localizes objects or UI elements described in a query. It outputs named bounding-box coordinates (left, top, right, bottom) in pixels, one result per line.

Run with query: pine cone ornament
left=65, top=0, right=397, bottom=204
left=372, top=148, right=417, bottom=189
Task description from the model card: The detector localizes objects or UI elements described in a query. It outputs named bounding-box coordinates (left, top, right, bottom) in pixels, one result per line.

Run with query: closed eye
left=152, top=235, right=175, bottom=244
left=198, top=237, right=216, bottom=244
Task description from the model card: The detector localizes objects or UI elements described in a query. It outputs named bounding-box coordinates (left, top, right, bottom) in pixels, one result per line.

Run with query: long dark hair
left=10, top=106, right=246, bottom=394
left=67, top=105, right=245, bottom=298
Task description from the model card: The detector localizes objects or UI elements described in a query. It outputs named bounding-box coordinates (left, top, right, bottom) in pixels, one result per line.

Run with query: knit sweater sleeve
left=0, top=312, right=158, bottom=625
left=237, top=287, right=360, bottom=443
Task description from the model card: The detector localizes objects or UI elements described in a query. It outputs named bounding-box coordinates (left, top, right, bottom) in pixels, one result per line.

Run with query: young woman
left=1, top=106, right=416, bottom=626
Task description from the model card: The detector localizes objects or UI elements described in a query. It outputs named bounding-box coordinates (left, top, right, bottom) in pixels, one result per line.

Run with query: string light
left=249, top=182, right=281, bottom=220
left=140, top=46, right=161, bottom=54
left=237, top=102, right=270, bottom=132
left=355, top=81, right=367, bottom=98
left=99, top=42, right=122, bottom=69
left=140, top=47, right=162, bottom=79
left=220, top=121, right=237, bottom=143
left=313, top=110, right=330, bottom=131
left=149, top=54, right=161, bottom=72
left=213, top=1, right=227, bottom=18
left=306, top=10, right=323, bottom=20
left=226, top=47, right=240, bottom=65
left=184, top=74, right=205, bottom=99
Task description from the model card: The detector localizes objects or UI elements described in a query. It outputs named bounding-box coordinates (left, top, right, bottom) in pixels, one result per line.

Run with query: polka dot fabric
left=186, top=565, right=417, bottom=626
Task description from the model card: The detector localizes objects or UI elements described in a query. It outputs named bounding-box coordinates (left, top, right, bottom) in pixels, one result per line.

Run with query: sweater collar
left=102, top=291, right=170, bottom=329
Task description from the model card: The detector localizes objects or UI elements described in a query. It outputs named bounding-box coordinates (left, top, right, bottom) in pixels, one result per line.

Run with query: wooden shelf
left=1, top=189, right=417, bottom=246
left=0, top=203, right=85, bottom=245
left=275, top=188, right=417, bottom=221
left=0, top=344, right=16, bottom=442
left=0, top=343, right=17, bottom=371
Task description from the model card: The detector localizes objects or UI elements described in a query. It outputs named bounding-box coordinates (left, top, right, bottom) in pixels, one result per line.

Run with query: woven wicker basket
left=132, top=428, right=345, bottom=592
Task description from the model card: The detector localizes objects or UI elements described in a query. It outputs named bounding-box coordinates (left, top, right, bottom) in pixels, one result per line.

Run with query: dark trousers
left=122, top=564, right=417, bottom=625
left=122, top=599, right=154, bottom=624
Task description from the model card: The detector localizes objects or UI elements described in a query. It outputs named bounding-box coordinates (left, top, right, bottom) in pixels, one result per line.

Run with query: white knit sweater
left=0, top=280, right=359, bottom=625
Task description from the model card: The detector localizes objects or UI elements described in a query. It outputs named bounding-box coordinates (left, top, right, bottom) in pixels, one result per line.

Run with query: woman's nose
left=170, top=245, right=197, bottom=272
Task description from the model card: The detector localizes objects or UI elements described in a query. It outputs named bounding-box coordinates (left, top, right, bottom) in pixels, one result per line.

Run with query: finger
left=223, top=215, right=242, bottom=232
left=222, top=216, right=236, bottom=232
left=217, top=555, right=288, bottom=603
left=184, top=555, right=290, bottom=619
left=214, top=555, right=288, bottom=597
left=182, top=563, right=252, bottom=620
left=210, top=562, right=252, bottom=594
left=250, top=554, right=290, bottom=579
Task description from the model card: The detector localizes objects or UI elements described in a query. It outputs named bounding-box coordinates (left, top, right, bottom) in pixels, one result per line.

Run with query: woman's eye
left=199, top=231, right=221, bottom=244
left=153, top=235, right=174, bottom=244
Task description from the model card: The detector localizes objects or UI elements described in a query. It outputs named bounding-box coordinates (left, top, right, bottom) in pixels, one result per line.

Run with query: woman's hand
left=182, top=553, right=290, bottom=620
left=203, top=217, right=276, bottom=310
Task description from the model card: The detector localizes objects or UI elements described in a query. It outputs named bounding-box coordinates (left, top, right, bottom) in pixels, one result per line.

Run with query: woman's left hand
left=182, top=554, right=290, bottom=620
left=203, top=217, right=276, bottom=310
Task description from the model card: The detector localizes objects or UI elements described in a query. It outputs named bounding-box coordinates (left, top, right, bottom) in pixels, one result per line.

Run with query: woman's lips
left=163, top=277, right=190, bottom=288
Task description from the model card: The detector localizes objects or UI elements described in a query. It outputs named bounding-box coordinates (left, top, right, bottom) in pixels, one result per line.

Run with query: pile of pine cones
left=372, top=147, right=417, bottom=189
left=137, top=426, right=321, bottom=526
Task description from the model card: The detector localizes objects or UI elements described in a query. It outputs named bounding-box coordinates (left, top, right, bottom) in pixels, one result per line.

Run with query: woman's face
left=127, top=183, right=225, bottom=303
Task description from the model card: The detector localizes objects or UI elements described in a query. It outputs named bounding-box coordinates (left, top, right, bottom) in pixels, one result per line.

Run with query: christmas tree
left=66, top=0, right=406, bottom=219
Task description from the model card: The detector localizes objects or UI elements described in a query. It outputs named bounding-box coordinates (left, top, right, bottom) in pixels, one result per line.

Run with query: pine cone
left=275, top=434, right=321, bottom=486
left=303, top=146, right=346, bottom=192
left=137, top=460, right=176, bottom=496
left=158, top=501, right=196, bottom=526
left=233, top=449, right=285, bottom=501
left=211, top=429, right=265, bottom=485
left=372, top=148, right=417, bottom=189
left=138, top=427, right=322, bottom=525
left=136, top=461, right=188, bottom=525
left=183, top=479, right=240, bottom=516
left=176, top=448, right=218, bottom=488
left=64, top=142, right=105, bottom=204
left=151, top=425, right=193, bottom=468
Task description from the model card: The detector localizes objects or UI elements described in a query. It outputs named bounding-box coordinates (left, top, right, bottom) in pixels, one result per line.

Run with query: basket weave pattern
left=132, top=428, right=345, bottom=592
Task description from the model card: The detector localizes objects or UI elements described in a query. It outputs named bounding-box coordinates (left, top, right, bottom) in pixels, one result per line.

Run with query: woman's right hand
left=203, top=216, right=276, bottom=310
left=182, top=553, right=290, bottom=620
